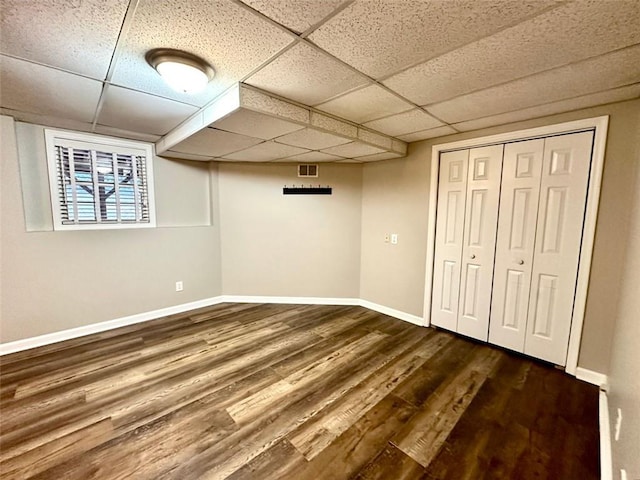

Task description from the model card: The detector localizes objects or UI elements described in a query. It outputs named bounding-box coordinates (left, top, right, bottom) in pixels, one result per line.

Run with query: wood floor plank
left=288, top=332, right=450, bottom=460
left=226, top=331, right=389, bottom=424
left=0, top=336, right=146, bottom=389
left=27, top=369, right=279, bottom=480
left=356, top=443, right=427, bottom=480
left=272, top=394, right=417, bottom=480
left=310, top=311, right=373, bottom=338
left=270, top=326, right=368, bottom=377
left=391, top=347, right=504, bottom=467
left=82, top=326, right=319, bottom=402
left=0, top=304, right=599, bottom=480
left=157, top=330, right=424, bottom=479
left=107, top=329, right=323, bottom=433
left=0, top=419, right=113, bottom=480
left=392, top=335, right=477, bottom=407
left=224, top=439, right=308, bottom=480
left=422, top=355, right=532, bottom=479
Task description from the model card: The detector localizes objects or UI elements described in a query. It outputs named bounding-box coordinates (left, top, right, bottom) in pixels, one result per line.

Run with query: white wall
left=0, top=116, right=222, bottom=343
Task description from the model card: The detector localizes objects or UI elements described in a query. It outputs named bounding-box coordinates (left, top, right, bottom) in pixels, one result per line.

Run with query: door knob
left=470, top=254, right=476, bottom=259
left=518, top=259, right=524, bottom=265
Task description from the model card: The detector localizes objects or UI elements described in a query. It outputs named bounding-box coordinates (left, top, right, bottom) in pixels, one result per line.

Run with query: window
left=45, top=129, right=156, bottom=230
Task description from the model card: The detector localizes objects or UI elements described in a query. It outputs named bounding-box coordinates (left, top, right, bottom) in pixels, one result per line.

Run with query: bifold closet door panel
left=457, top=144, right=504, bottom=341
left=431, top=149, right=469, bottom=332
left=524, top=131, right=594, bottom=365
left=489, top=139, right=544, bottom=352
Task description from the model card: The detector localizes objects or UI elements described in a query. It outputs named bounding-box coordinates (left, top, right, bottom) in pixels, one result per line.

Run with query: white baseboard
left=218, top=295, right=360, bottom=306
left=0, top=296, right=226, bottom=356
left=599, top=390, right=613, bottom=480
left=219, top=295, right=424, bottom=326
left=576, top=367, right=609, bottom=390
left=358, top=299, right=424, bottom=326
left=0, top=296, right=424, bottom=355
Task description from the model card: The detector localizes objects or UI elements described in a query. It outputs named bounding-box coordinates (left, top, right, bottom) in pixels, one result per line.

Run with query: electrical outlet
left=384, top=233, right=390, bottom=243
left=615, top=408, right=622, bottom=441
left=175, top=281, right=184, bottom=292
left=391, top=234, right=398, bottom=245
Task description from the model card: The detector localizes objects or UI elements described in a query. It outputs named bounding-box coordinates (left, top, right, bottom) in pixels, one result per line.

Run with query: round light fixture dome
left=146, top=49, right=214, bottom=94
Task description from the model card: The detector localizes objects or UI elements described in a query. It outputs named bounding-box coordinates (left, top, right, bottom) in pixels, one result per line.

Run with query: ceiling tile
left=110, top=0, right=294, bottom=106
left=98, top=85, right=198, bottom=135
left=452, top=84, right=640, bottom=132
left=245, top=42, right=369, bottom=105
left=397, top=126, right=458, bottom=143
left=162, top=151, right=215, bottom=161
left=315, top=84, right=414, bottom=123
left=363, top=109, right=443, bottom=137
left=213, top=108, right=304, bottom=139
left=357, top=151, right=405, bottom=162
left=238, top=0, right=348, bottom=34
left=0, top=0, right=128, bottom=79
left=321, top=141, right=386, bottom=158
left=170, top=127, right=263, bottom=157
left=274, top=127, right=351, bottom=149
left=428, top=45, right=640, bottom=124
left=383, top=0, right=640, bottom=105
left=286, top=151, right=344, bottom=162
left=223, top=141, right=309, bottom=161
left=309, top=0, right=562, bottom=79
left=0, top=55, right=102, bottom=123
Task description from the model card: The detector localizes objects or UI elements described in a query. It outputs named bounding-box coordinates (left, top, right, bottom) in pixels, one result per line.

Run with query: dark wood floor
left=0, top=303, right=599, bottom=479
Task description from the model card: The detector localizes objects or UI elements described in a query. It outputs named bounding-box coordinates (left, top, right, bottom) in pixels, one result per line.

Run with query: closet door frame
left=423, top=116, right=609, bottom=376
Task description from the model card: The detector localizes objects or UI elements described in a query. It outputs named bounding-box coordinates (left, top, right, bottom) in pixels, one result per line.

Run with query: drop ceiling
left=1, top=0, right=638, bottom=163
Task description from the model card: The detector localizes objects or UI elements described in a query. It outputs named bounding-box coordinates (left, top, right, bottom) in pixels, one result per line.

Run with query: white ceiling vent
left=298, top=164, right=318, bottom=177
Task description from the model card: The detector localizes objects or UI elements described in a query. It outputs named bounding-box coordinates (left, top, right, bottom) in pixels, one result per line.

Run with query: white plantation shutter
left=46, top=129, right=156, bottom=230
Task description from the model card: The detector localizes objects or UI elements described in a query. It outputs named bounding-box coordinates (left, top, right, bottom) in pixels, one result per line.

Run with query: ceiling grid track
left=449, top=81, right=640, bottom=130
left=420, top=42, right=640, bottom=112
left=374, top=0, right=573, bottom=83
left=231, top=0, right=452, bottom=129
left=91, top=0, right=141, bottom=130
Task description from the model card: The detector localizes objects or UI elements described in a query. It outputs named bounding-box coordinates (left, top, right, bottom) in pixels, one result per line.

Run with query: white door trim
left=423, top=116, right=609, bottom=376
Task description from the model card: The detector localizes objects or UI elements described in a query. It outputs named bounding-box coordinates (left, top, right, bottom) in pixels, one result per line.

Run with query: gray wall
left=0, top=116, right=222, bottom=343
left=3, top=98, right=639, bottom=380
left=606, top=120, right=640, bottom=479
left=218, top=162, right=362, bottom=298
left=359, top=153, right=430, bottom=315
left=3, top=100, right=638, bottom=474
left=360, top=98, right=640, bottom=375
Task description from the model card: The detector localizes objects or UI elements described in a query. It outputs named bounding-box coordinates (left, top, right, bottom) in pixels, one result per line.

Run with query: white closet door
left=489, top=139, right=544, bottom=352
left=431, top=149, right=469, bottom=332
left=457, top=145, right=504, bottom=341
left=524, top=131, right=593, bottom=365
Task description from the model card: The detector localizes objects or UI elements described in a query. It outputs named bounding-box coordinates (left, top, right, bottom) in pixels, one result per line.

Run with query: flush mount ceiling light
left=146, top=49, right=214, bottom=94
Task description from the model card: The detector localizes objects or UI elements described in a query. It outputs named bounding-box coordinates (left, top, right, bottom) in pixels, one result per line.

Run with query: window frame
left=45, top=128, right=157, bottom=231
